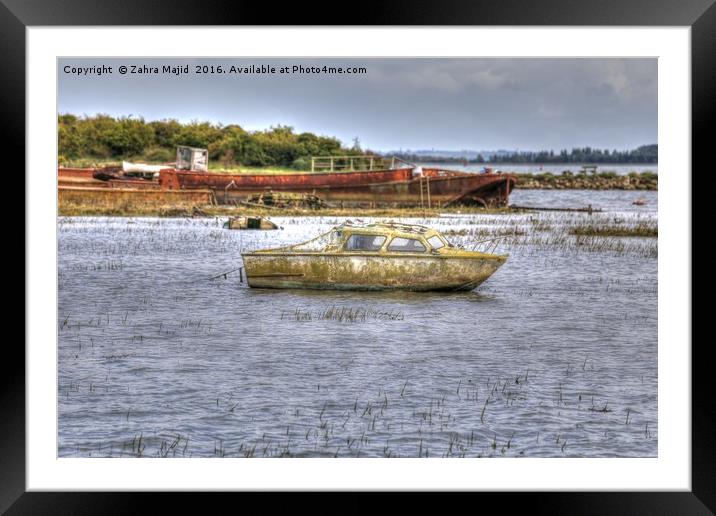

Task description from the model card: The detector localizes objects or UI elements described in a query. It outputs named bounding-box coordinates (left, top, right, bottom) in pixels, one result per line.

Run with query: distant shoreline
left=417, top=162, right=658, bottom=166
left=514, top=171, right=657, bottom=190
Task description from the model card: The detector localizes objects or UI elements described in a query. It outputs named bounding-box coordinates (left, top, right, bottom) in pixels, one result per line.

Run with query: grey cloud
left=58, top=57, right=656, bottom=151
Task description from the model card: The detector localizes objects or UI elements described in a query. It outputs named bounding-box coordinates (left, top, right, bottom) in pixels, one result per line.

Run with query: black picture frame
left=6, top=0, right=713, bottom=511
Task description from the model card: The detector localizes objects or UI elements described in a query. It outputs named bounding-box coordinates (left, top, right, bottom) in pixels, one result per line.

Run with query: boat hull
left=160, top=167, right=516, bottom=207
left=60, top=166, right=517, bottom=207
left=241, top=253, right=506, bottom=291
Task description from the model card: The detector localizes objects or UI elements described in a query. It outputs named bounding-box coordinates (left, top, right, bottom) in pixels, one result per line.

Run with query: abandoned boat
left=61, top=151, right=516, bottom=207
left=241, top=221, right=507, bottom=291
left=159, top=155, right=516, bottom=208
left=224, top=216, right=279, bottom=230
left=161, top=166, right=515, bottom=208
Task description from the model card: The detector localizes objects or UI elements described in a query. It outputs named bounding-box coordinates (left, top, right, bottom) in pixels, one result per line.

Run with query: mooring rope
left=206, top=266, right=244, bottom=282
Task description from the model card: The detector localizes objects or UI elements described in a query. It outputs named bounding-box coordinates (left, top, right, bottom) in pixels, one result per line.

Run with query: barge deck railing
left=310, top=155, right=414, bottom=172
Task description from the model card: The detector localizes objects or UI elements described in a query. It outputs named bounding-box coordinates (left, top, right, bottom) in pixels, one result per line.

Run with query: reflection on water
left=58, top=190, right=657, bottom=458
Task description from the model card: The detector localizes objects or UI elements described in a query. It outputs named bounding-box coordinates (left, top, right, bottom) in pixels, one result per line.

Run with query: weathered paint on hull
left=60, top=167, right=516, bottom=206
left=217, top=178, right=511, bottom=207
left=160, top=168, right=516, bottom=207
left=241, top=253, right=506, bottom=291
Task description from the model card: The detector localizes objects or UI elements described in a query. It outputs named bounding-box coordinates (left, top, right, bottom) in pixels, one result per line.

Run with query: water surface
left=58, top=190, right=657, bottom=458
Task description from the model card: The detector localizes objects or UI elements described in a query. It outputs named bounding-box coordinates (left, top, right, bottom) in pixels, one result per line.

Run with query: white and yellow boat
left=241, top=221, right=507, bottom=291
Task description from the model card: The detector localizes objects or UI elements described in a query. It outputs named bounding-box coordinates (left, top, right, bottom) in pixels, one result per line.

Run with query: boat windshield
left=387, top=237, right=427, bottom=253
left=427, top=235, right=445, bottom=250
left=289, top=229, right=344, bottom=251
left=344, top=234, right=386, bottom=251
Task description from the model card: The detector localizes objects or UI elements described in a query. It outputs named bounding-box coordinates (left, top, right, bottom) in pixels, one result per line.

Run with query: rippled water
left=510, top=188, right=657, bottom=212
left=58, top=191, right=658, bottom=458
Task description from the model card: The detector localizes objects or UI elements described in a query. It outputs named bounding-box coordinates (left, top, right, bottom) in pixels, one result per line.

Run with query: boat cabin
left=279, top=222, right=452, bottom=254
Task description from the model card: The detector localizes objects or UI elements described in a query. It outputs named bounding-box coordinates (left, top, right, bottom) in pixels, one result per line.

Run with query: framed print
left=7, top=0, right=714, bottom=511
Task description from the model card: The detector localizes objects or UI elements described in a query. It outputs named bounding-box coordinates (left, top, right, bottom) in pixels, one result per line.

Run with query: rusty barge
left=160, top=166, right=514, bottom=207
left=59, top=151, right=516, bottom=208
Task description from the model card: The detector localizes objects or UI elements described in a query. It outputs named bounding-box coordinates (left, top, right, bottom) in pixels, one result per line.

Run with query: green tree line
left=487, top=145, right=657, bottom=164
left=58, top=114, right=369, bottom=169
left=395, top=144, right=658, bottom=164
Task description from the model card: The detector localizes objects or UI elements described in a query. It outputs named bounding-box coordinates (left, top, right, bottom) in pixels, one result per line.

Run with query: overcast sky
left=58, top=58, right=657, bottom=152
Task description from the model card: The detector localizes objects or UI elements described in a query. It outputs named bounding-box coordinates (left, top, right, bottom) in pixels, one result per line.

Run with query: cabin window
left=387, top=237, right=427, bottom=253
left=427, top=235, right=445, bottom=250
left=344, top=234, right=386, bottom=251
left=291, top=229, right=343, bottom=251
left=329, top=231, right=343, bottom=246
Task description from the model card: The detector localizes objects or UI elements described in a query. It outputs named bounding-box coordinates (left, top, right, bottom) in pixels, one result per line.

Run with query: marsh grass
left=444, top=227, right=526, bottom=237
left=69, top=357, right=654, bottom=458
left=569, top=223, right=657, bottom=238
left=280, top=305, right=404, bottom=323
left=60, top=288, right=655, bottom=458
left=59, top=202, right=514, bottom=218
left=58, top=209, right=657, bottom=458
left=432, top=211, right=657, bottom=258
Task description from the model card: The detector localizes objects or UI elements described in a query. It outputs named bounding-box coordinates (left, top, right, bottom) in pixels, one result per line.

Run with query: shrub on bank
left=58, top=114, right=368, bottom=169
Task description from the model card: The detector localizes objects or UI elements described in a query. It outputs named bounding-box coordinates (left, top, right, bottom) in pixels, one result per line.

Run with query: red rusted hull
left=59, top=166, right=516, bottom=206
left=57, top=167, right=97, bottom=179
left=159, top=167, right=516, bottom=207
left=58, top=168, right=163, bottom=189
